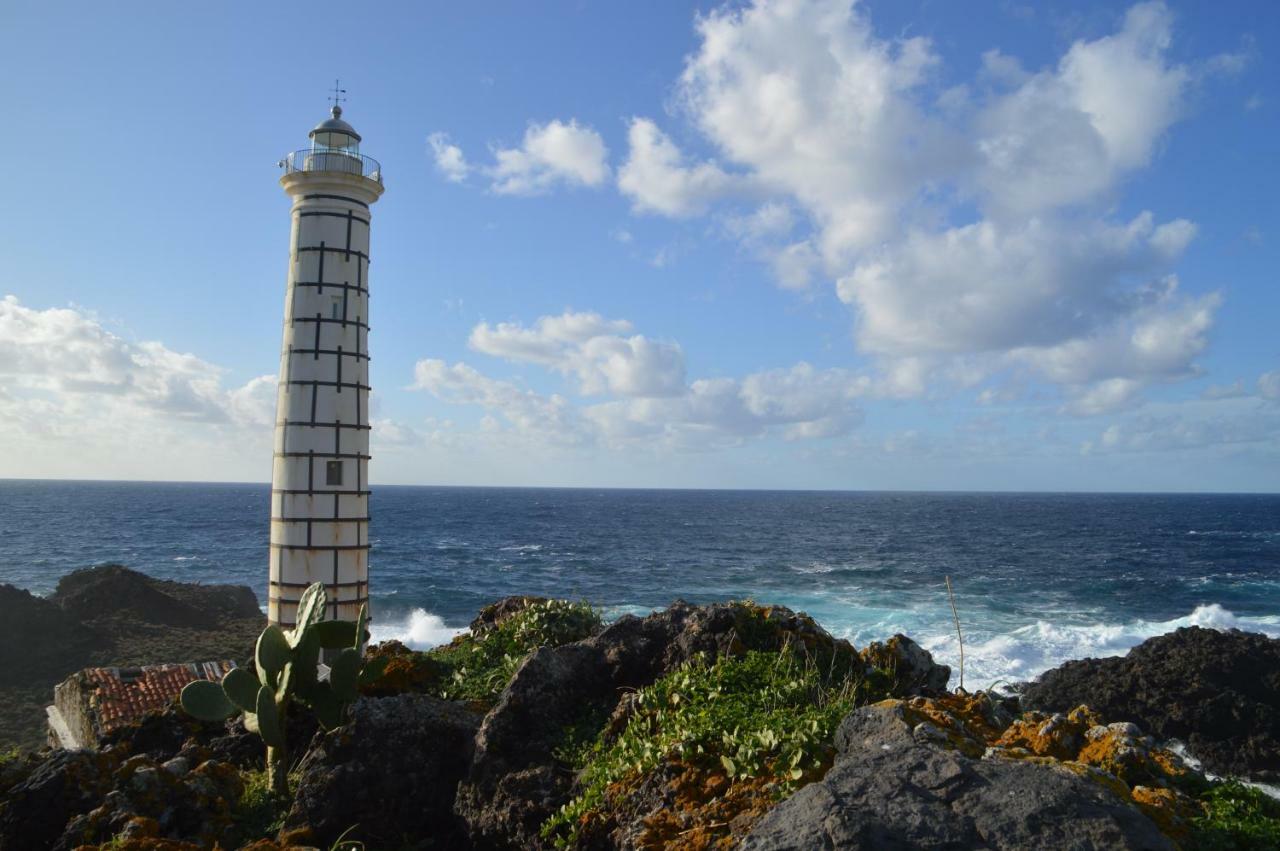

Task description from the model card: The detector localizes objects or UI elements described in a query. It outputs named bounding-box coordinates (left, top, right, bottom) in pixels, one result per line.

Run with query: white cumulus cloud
left=428, top=132, right=471, bottom=183
left=490, top=119, right=610, bottom=195
left=469, top=311, right=687, bottom=398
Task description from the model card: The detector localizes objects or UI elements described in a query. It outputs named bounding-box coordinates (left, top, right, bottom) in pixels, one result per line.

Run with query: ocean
left=2, top=480, right=1278, bottom=689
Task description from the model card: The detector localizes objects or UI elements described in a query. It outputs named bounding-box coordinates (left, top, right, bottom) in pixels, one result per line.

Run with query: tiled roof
left=85, top=661, right=235, bottom=733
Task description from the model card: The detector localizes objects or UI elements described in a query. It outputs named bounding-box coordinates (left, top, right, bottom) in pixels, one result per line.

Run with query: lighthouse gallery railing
left=280, top=149, right=382, bottom=185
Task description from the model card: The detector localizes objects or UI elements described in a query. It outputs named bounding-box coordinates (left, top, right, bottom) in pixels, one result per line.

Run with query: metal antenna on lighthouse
left=329, top=79, right=347, bottom=111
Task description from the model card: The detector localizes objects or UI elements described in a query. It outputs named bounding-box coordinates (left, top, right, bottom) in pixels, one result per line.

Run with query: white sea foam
left=917, top=604, right=1280, bottom=692
left=366, top=599, right=1280, bottom=733
left=1168, top=741, right=1280, bottom=800
left=370, top=608, right=468, bottom=650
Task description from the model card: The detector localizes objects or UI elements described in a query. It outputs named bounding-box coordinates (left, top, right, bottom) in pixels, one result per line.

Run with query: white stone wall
left=269, top=171, right=383, bottom=627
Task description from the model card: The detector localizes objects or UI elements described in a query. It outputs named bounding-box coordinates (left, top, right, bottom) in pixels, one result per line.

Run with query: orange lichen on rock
left=1131, top=785, right=1202, bottom=843
left=359, top=640, right=439, bottom=697
left=634, top=761, right=781, bottom=850
left=575, top=757, right=805, bottom=851
left=993, top=705, right=1102, bottom=761
left=899, top=692, right=1014, bottom=758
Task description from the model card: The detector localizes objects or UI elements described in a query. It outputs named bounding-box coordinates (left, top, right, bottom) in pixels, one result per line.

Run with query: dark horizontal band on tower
left=297, top=246, right=368, bottom=261
left=302, top=193, right=369, bottom=209
left=291, top=281, right=370, bottom=296
left=285, top=379, right=372, bottom=392
left=285, top=348, right=370, bottom=362
left=291, top=316, right=370, bottom=330
left=270, top=516, right=371, bottom=523
left=277, top=420, right=372, bottom=430
left=274, top=451, right=371, bottom=460
left=269, top=543, right=370, bottom=551
left=273, top=488, right=372, bottom=496
left=299, top=210, right=370, bottom=226
left=270, top=580, right=367, bottom=590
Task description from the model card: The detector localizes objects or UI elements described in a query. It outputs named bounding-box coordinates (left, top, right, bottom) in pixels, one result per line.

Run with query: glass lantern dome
left=281, top=104, right=382, bottom=185
left=309, top=105, right=362, bottom=154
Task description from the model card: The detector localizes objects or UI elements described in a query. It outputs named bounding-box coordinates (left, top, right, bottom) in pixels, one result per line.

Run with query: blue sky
left=2, top=0, right=1277, bottom=491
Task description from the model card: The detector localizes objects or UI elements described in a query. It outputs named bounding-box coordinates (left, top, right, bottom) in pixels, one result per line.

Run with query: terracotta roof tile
left=84, top=661, right=235, bottom=733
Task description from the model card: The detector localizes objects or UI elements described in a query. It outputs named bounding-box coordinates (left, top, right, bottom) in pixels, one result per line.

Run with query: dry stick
left=945, top=575, right=965, bottom=692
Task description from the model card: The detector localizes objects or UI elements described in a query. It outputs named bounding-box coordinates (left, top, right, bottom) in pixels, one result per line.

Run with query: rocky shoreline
left=1, top=569, right=1278, bottom=849
left=0, top=566, right=264, bottom=751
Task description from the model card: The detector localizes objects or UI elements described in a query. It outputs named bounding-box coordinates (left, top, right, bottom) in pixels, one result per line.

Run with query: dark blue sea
left=2, top=480, right=1278, bottom=687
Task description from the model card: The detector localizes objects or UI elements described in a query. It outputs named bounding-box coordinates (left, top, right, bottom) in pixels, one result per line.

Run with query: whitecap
left=918, top=604, right=1280, bottom=692
left=369, top=609, right=467, bottom=650
left=791, top=561, right=837, bottom=574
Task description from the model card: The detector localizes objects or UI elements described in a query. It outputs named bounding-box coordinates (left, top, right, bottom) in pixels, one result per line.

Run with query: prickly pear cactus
left=179, top=581, right=379, bottom=797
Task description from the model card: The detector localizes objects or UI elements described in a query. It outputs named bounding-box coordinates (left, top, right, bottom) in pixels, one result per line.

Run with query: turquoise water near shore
left=2, top=480, right=1278, bottom=688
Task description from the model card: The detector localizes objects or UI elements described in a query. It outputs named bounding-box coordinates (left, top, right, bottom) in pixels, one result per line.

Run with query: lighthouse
left=268, top=99, right=384, bottom=628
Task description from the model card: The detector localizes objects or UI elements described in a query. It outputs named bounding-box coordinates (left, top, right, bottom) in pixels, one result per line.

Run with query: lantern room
left=309, top=105, right=362, bottom=155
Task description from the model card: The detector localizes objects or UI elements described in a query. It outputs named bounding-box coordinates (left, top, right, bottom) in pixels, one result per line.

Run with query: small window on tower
left=326, top=460, right=343, bottom=486
left=330, top=296, right=343, bottom=320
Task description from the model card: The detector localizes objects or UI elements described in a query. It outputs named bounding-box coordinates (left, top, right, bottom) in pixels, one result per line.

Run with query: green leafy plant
left=180, top=582, right=382, bottom=797
left=1192, top=780, right=1280, bottom=850
left=542, top=645, right=881, bottom=847
left=427, top=599, right=601, bottom=705
left=231, top=766, right=296, bottom=842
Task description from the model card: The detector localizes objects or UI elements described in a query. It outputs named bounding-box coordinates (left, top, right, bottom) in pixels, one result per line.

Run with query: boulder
left=454, top=643, right=608, bottom=849
left=469, top=595, right=551, bottom=635
left=0, top=748, right=122, bottom=851
left=860, top=634, right=951, bottom=696
left=454, top=600, right=857, bottom=850
left=54, top=755, right=243, bottom=850
left=742, top=701, right=1175, bottom=851
left=1021, top=626, right=1280, bottom=780
left=96, top=704, right=232, bottom=762
left=283, top=694, right=482, bottom=848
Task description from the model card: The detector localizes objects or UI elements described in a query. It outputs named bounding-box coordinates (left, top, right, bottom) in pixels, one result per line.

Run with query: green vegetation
left=426, top=599, right=601, bottom=704
left=1192, top=780, right=1280, bottom=850
left=180, top=582, right=382, bottom=798
left=542, top=644, right=883, bottom=847
left=0, top=746, right=20, bottom=767
left=231, top=766, right=294, bottom=843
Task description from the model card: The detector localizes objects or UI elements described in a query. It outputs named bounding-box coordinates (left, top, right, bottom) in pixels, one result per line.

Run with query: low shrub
left=1192, top=780, right=1280, bottom=850
left=427, top=599, right=601, bottom=705
left=543, top=645, right=886, bottom=847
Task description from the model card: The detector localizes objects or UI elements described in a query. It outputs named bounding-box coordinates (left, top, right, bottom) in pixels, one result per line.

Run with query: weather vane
left=329, top=79, right=347, bottom=110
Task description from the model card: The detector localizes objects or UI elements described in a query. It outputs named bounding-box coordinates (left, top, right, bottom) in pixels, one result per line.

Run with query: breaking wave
left=917, top=604, right=1280, bottom=691
left=370, top=608, right=467, bottom=649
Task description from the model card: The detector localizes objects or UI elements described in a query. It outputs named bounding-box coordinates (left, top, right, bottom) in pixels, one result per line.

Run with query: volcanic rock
left=1021, top=626, right=1280, bottom=780
left=860, top=634, right=951, bottom=696
left=469, top=595, right=551, bottom=635
left=283, top=694, right=481, bottom=848
left=51, top=564, right=256, bottom=629
left=0, top=748, right=122, bottom=851
left=741, top=700, right=1175, bottom=851
left=454, top=599, right=869, bottom=850
left=54, top=754, right=243, bottom=850
left=0, top=584, right=97, bottom=680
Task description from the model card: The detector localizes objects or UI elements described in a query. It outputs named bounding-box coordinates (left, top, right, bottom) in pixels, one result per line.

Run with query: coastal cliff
left=1, top=570, right=1278, bottom=849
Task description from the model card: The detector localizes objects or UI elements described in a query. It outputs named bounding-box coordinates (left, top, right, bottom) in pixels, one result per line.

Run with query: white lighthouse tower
left=268, top=96, right=384, bottom=628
